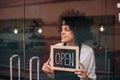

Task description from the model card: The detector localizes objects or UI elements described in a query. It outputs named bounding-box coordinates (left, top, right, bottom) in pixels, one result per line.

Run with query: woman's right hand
left=42, top=58, right=54, bottom=74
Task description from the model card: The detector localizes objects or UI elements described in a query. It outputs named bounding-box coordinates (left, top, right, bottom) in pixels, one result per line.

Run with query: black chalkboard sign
left=50, top=45, right=79, bottom=72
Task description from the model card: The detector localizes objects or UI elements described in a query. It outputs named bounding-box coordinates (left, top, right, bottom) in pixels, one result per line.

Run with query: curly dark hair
left=59, top=16, right=92, bottom=45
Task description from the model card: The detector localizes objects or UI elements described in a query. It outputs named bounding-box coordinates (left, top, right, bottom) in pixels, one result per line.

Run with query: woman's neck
left=66, top=41, right=78, bottom=46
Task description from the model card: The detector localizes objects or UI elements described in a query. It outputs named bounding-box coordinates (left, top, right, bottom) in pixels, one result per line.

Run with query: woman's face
left=61, top=25, right=75, bottom=43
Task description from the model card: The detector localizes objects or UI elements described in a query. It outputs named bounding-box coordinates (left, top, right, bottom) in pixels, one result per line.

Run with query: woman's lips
left=61, top=36, right=67, bottom=39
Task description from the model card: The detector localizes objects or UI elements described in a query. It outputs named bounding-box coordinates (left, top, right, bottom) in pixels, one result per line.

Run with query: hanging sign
left=50, top=45, right=79, bottom=72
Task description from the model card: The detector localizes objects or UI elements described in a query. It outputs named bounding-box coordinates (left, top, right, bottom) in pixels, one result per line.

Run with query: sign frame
left=50, top=45, right=79, bottom=72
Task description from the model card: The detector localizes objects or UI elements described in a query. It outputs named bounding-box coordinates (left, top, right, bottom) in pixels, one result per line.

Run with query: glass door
left=0, top=0, right=26, bottom=80
left=0, top=16, right=25, bottom=79
left=0, top=1, right=53, bottom=80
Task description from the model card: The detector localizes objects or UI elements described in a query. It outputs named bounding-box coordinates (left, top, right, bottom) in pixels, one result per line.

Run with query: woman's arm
left=75, top=44, right=96, bottom=80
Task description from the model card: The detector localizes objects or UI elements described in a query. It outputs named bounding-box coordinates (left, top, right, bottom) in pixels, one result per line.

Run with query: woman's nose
left=61, top=30, right=65, bottom=35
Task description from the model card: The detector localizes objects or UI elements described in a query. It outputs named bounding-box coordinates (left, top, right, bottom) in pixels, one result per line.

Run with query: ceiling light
left=38, top=28, right=42, bottom=33
left=117, top=3, right=120, bottom=8
left=13, top=28, right=18, bottom=34
left=99, top=24, right=105, bottom=32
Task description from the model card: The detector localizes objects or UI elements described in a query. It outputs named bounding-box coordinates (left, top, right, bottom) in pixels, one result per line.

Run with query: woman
left=42, top=16, right=96, bottom=80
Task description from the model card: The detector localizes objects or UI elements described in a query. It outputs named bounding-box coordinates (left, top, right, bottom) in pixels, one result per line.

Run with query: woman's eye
left=65, top=28, right=71, bottom=31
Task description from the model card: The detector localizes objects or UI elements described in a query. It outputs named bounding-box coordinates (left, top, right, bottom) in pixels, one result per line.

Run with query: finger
left=75, top=70, right=85, bottom=74
left=42, top=66, right=51, bottom=73
left=42, top=63, right=53, bottom=73
left=45, top=63, right=53, bottom=71
left=74, top=69, right=86, bottom=77
left=46, top=58, right=51, bottom=64
left=42, top=67, right=52, bottom=73
left=75, top=71, right=86, bottom=78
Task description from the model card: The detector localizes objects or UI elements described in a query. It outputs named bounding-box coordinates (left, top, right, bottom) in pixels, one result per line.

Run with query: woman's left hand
left=74, top=69, right=86, bottom=79
left=74, top=63, right=86, bottom=79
